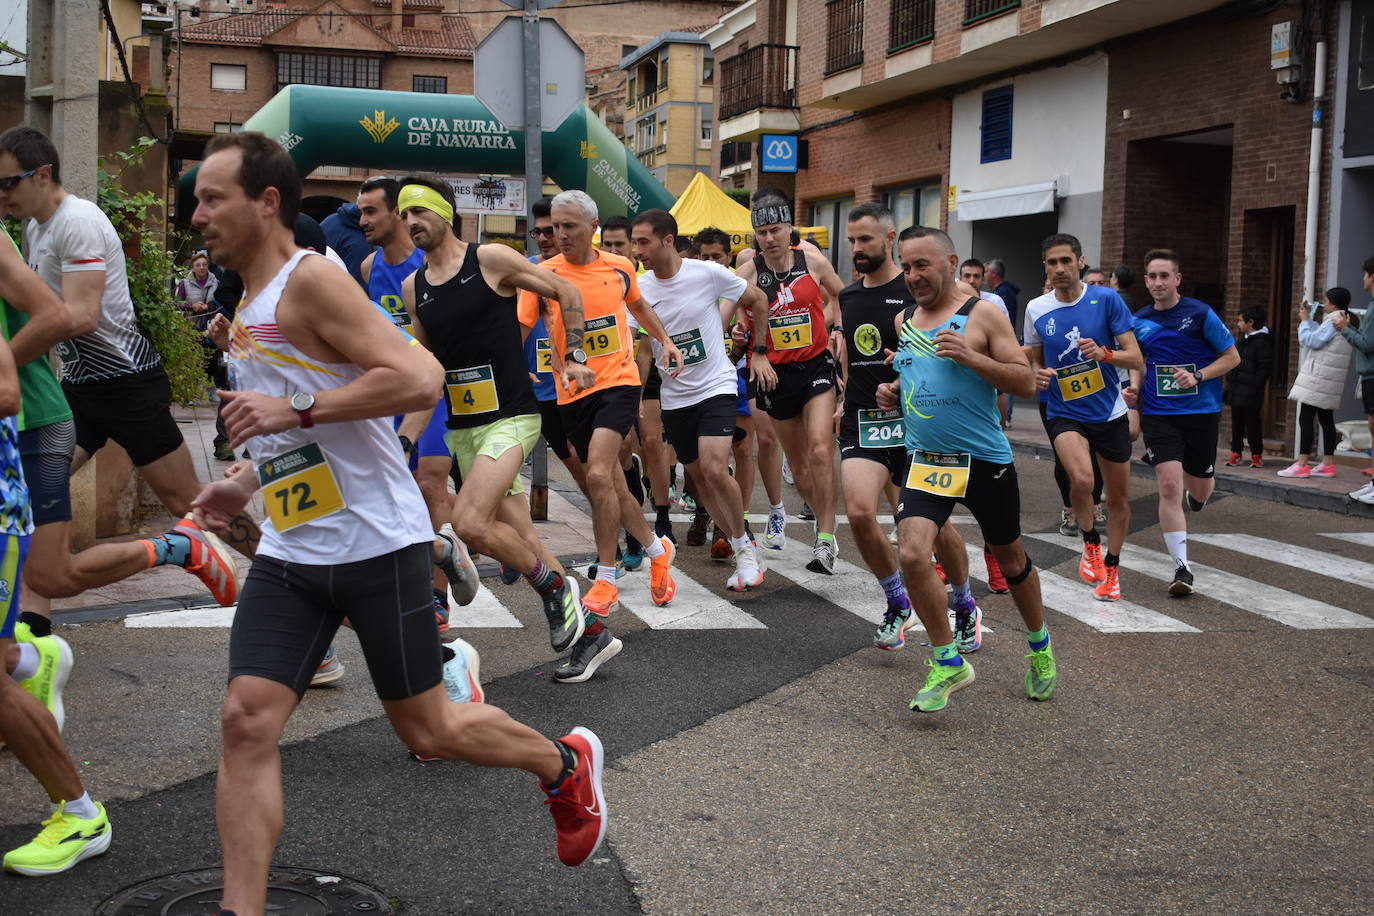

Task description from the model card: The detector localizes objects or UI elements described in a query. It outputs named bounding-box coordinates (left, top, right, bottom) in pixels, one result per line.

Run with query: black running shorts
left=1140, top=412, right=1220, bottom=478
left=838, top=409, right=906, bottom=485
left=560, top=385, right=640, bottom=463
left=539, top=399, right=571, bottom=461
left=661, top=394, right=737, bottom=466
left=896, top=454, right=1022, bottom=547
left=62, top=366, right=185, bottom=467
left=758, top=352, right=836, bottom=422
left=1045, top=414, right=1133, bottom=464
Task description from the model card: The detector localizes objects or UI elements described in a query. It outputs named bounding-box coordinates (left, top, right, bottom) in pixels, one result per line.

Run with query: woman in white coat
left=1281, top=287, right=1355, bottom=477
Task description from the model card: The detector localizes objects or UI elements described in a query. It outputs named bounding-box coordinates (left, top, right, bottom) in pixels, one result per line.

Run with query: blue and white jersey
left=0, top=415, right=33, bottom=537
left=1132, top=297, right=1234, bottom=415
left=1023, top=286, right=1134, bottom=423
left=368, top=248, right=425, bottom=330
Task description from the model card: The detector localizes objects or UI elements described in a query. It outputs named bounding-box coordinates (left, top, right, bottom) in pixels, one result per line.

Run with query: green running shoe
left=15, top=623, right=73, bottom=733
left=3, top=801, right=112, bottom=876
left=908, top=658, right=975, bottom=713
left=1025, top=640, right=1057, bottom=701
left=543, top=577, right=587, bottom=654
left=873, top=605, right=912, bottom=650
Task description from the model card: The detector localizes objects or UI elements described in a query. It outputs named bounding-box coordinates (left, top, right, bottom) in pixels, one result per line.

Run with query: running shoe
left=1350, top=482, right=1374, bottom=502
left=213, top=442, right=235, bottom=462
left=649, top=537, right=677, bottom=606
left=622, top=541, right=645, bottom=571
left=309, top=646, right=344, bottom=687
left=435, top=524, right=480, bottom=606
left=677, top=491, right=698, bottom=513
left=442, top=638, right=484, bottom=704
left=1224, top=451, right=1242, bottom=467
left=499, top=563, right=522, bottom=585
left=1094, top=565, right=1121, bottom=602
left=763, top=507, right=787, bottom=551
left=908, top=659, right=975, bottom=713
left=805, top=537, right=837, bottom=575
left=710, top=527, right=732, bottom=561
left=953, top=597, right=982, bottom=654
left=543, top=577, right=587, bottom=653
left=934, top=560, right=950, bottom=590
left=726, top=545, right=764, bottom=591
left=541, top=726, right=608, bottom=865
left=686, top=509, right=709, bottom=547
left=15, top=624, right=72, bottom=733
left=433, top=595, right=450, bottom=634
left=1358, top=488, right=1374, bottom=506
left=554, top=629, right=623, bottom=684
left=984, top=551, right=1009, bottom=594
left=1312, top=462, right=1337, bottom=478
left=781, top=457, right=794, bottom=485
left=1168, top=564, right=1195, bottom=596
left=873, top=605, right=912, bottom=650
left=1250, top=455, right=1265, bottom=469
left=798, top=502, right=815, bottom=522
left=1078, top=542, right=1106, bottom=585
left=1277, top=462, right=1311, bottom=478
left=1025, top=641, right=1057, bottom=701
left=585, top=547, right=626, bottom=581
left=173, top=515, right=238, bottom=607
left=581, top=579, right=619, bottom=618
left=3, top=802, right=112, bottom=876
left=888, top=528, right=899, bottom=546
left=1093, top=504, right=1108, bottom=525
left=1058, top=507, right=1078, bottom=537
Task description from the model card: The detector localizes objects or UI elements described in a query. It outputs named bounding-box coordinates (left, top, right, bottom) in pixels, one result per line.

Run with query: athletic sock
left=729, top=534, right=752, bottom=554
left=769, top=502, right=785, bottom=514
left=625, top=532, right=642, bottom=554
left=10, top=642, right=39, bottom=681
left=816, top=531, right=835, bottom=544
left=624, top=465, right=644, bottom=505
left=878, top=571, right=910, bottom=609
left=933, top=642, right=963, bottom=667
left=142, top=532, right=192, bottom=568
left=1081, top=526, right=1101, bottom=546
left=525, top=560, right=563, bottom=597
left=56, top=793, right=98, bottom=820
left=584, top=619, right=605, bottom=639
left=1163, top=530, right=1188, bottom=568
left=643, top=537, right=666, bottom=559
left=596, top=564, right=618, bottom=584
left=951, top=580, right=973, bottom=607
left=547, top=739, right=580, bottom=788
left=1105, top=552, right=1120, bottom=568
left=655, top=504, right=671, bottom=529
left=19, top=612, right=50, bottom=638
left=1027, top=626, right=1050, bottom=651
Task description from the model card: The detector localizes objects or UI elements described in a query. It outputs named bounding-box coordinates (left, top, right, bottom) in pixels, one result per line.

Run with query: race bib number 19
left=905, top=451, right=971, bottom=498
left=257, top=443, right=347, bottom=533
left=584, top=315, right=622, bottom=357
left=1155, top=363, right=1199, bottom=397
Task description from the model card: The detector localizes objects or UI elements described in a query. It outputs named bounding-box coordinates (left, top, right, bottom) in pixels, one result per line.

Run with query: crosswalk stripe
left=126, top=606, right=237, bottom=628
left=1027, top=535, right=1374, bottom=630
left=587, top=565, right=767, bottom=630
left=760, top=538, right=889, bottom=625
left=448, top=585, right=524, bottom=629
left=1191, top=533, right=1374, bottom=591
left=664, top=513, right=977, bottom=527
left=1321, top=532, right=1374, bottom=547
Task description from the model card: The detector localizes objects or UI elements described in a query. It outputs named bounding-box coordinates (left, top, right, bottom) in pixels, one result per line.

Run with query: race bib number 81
left=905, top=451, right=971, bottom=499
left=257, top=443, right=347, bottom=533
left=1055, top=359, right=1105, bottom=401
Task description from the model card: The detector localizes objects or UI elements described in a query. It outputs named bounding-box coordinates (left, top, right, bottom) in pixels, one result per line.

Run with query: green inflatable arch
left=176, top=85, right=674, bottom=222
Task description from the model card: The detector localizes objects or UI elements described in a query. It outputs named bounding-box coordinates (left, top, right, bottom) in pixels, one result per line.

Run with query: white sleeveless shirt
left=228, top=250, right=432, bottom=564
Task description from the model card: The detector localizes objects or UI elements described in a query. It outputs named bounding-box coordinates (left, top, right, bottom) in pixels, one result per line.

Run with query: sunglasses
left=533, top=226, right=556, bottom=237
left=0, top=166, right=44, bottom=192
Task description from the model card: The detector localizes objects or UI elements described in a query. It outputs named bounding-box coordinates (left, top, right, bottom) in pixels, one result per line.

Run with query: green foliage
left=724, top=187, right=752, bottom=207
left=97, top=138, right=206, bottom=405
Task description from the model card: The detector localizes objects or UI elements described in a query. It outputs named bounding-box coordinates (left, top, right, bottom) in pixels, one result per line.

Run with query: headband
left=751, top=204, right=792, bottom=228
left=398, top=183, right=455, bottom=223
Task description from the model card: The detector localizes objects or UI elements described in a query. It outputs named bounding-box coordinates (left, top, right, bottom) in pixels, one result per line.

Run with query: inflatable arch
left=176, top=85, right=675, bottom=223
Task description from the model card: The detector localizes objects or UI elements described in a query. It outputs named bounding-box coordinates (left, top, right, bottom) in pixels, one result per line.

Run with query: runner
left=598, top=215, right=633, bottom=259
left=631, top=209, right=765, bottom=590
left=1127, top=249, right=1240, bottom=596
left=1023, top=233, right=1142, bottom=602
left=875, top=226, right=1055, bottom=713
left=517, top=191, right=683, bottom=621
left=737, top=189, right=845, bottom=573
left=188, top=134, right=607, bottom=914
left=395, top=177, right=600, bottom=680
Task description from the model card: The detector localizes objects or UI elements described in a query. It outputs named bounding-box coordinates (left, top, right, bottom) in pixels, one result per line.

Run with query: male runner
left=1023, top=234, right=1142, bottom=602
left=396, top=178, right=602, bottom=681
left=598, top=215, right=633, bottom=258
left=517, top=190, right=682, bottom=619
left=1127, top=248, right=1239, bottom=596
left=737, top=189, right=845, bottom=572
left=631, top=209, right=765, bottom=590
left=876, top=226, right=1054, bottom=712
left=189, top=134, right=607, bottom=915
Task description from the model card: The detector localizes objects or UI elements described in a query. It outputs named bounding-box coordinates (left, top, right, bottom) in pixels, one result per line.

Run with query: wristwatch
left=398, top=434, right=415, bottom=455
left=290, top=391, right=316, bottom=429
left=754, top=344, right=768, bottom=355
left=565, top=348, right=588, bottom=365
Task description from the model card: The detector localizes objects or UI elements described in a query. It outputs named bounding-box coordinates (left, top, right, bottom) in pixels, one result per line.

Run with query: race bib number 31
left=905, top=451, right=971, bottom=498
left=446, top=365, right=500, bottom=415
left=1055, top=359, right=1106, bottom=401
left=670, top=328, right=708, bottom=366
left=858, top=409, right=903, bottom=448
left=257, top=443, right=346, bottom=533
left=584, top=315, right=622, bottom=358
left=769, top=313, right=812, bottom=350
left=1155, top=363, right=1199, bottom=397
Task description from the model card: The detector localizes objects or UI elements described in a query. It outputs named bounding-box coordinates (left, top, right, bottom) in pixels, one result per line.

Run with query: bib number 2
left=257, top=442, right=347, bottom=533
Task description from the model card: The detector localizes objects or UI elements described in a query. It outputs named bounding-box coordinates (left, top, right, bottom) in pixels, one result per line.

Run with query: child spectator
left=1282, top=288, right=1354, bottom=478
left=1224, top=305, right=1272, bottom=467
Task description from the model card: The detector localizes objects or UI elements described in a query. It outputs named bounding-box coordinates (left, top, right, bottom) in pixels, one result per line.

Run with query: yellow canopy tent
left=669, top=172, right=829, bottom=253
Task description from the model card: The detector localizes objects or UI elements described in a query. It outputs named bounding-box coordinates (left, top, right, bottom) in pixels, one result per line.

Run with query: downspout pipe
left=1302, top=40, right=1326, bottom=306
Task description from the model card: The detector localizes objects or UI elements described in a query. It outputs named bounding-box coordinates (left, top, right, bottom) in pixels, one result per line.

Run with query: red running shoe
left=1078, top=542, right=1106, bottom=585
left=174, top=515, right=238, bottom=606
left=984, top=551, right=1009, bottom=594
left=542, top=726, right=608, bottom=866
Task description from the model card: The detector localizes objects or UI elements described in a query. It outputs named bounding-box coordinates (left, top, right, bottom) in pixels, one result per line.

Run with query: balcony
left=720, top=140, right=752, bottom=175
left=718, top=43, right=800, bottom=143
left=825, top=0, right=865, bottom=75
left=889, top=0, right=935, bottom=52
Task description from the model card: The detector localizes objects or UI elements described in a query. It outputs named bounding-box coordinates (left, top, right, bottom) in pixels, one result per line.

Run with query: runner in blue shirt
left=1127, top=248, right=1240, bottom=596
left=1023, top=233, right=1142, bottom=602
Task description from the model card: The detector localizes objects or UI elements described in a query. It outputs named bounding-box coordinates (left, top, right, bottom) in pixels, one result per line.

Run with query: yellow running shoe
left=3, top=801, right=112, bottom=876
left=15, top=623, right=73, bottom=733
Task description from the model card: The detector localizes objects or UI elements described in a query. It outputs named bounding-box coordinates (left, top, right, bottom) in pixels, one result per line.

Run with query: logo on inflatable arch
left=360, top=110, right=400, bottom=144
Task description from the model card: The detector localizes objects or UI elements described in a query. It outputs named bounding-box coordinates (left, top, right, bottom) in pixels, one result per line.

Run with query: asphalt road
left=2, top=454, right=1372, bottom=915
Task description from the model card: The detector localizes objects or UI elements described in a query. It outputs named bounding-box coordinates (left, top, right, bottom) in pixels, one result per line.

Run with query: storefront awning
left=956, top=180, right=1058, bottom=222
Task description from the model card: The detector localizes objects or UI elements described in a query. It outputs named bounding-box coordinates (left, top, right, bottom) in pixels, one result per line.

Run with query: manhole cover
left=94, top=865, right=394, bottom=915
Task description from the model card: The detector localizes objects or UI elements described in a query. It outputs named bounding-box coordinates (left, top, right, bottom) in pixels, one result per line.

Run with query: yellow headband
left=398, top=183, right=455, bottom=223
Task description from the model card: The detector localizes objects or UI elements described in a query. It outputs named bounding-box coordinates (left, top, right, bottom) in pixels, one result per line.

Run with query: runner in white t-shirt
left=630, top=210, right=768, bottom=591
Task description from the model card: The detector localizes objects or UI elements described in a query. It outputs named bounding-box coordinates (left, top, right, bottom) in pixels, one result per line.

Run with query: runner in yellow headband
left=398, top=183, right=455, bottom=224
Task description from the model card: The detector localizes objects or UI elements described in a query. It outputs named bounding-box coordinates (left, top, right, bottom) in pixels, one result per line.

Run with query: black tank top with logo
left=415, top=243, right=538, bottom=430
left=839, top=274, right=911, bottom=411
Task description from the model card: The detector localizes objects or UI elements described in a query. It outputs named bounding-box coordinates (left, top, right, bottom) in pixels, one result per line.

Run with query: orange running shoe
left=581, top=579, right=620, bottom=618
left=1094, top=564, right=1121, bottom=601
left=174, top=516, right=238, bottom=606
left=649, top=536, right=677, bottom=606
left=1078, top=541, right=1106, bottom=585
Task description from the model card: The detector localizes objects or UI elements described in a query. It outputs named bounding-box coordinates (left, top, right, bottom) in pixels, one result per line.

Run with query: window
left=658, top=52, right=669, bottom=88
left=1361, top=12, right=1374, bottom=90
left=622, top=44, right=637, bottom=58
left=413, top=75, right=447, bottom=94
left=401, top=12, right=415, bottom=26
left=964, top=0, right=1020, bottom=26
left=210, top=63, right=246, bottom=92
left=883, top=182, right=943, bottom=236
left=889, top=0, right=935, bottom=51
left=824, top=0, right=864, bottom=75
left=276, top=52, right=380, bottom=91
left=213, top=121, right=242, bottom=133
left=700, top=105, right=713, bottom=145
left=703, top=49, right=714, bottom=83
left=809, top=196, right=855, bottom=285
left=980, top=85, right=1013, bottom=163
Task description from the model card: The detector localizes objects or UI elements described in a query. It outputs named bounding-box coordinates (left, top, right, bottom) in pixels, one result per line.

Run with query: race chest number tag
left=769, top=313, right=812, bottom=350
left=257, top=443, right=346, bottom=533
left=584, top=315, right=622, bottom=358
left=446, top=365, right=500, bottom=415
left=379, top=294, right=411, bottom=329
left=535, top=338, right=553, bottom=374
left=857, top=409, right=903, bottom=448
left=1155, top=363, right=1199, bottom=397
left=1055, top=359, right=1106, bottom=401
left=905, top=451, right=971, bottom=499
left=670, top=328, right=708, bottom=365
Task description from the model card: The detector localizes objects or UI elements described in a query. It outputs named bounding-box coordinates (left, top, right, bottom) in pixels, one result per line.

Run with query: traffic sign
left=760, top=134, right=798, bottom=173
left=474, top=17, right=585, bottom=132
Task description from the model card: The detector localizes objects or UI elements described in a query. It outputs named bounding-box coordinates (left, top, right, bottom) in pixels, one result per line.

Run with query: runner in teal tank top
left=875, top=226, right=1056, bottom=714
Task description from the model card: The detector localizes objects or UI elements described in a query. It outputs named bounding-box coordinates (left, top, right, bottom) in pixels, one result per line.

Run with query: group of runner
left=0, top=125, right=1244, bottom=915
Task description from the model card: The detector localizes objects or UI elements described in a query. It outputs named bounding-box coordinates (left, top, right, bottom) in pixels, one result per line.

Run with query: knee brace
left=1005, top=554, right=1035, bottom=586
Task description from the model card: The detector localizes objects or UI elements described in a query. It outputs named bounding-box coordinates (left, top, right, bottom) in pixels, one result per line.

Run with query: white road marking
left=125, top=606, right=237, bottom=628
left=1192, top=533, right=1374, bottom=591
left=593, top=563, right=767, bottom=630
left=447, top=585, right=524, bottom=629
left=1320, top=532, right=1374, bottom=547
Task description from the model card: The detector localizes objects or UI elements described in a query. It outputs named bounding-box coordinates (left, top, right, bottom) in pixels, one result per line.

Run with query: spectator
left=1281, top=288, right=1354, bottom=478
left=174, top=252, right=219, bottom=321
left=1333, top=256, right=1374, bottom=499
left=320, top=200, right=369, bottom=286
left=1224, top=305, right=1272, bottom=468
left=1110, top=264, right=1135, bottom=307
left=985, top=258, right=1021, bottom=335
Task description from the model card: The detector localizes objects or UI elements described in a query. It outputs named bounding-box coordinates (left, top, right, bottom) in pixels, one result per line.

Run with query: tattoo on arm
left=225, top=514, right=260, bottom=559
left=562, top=301, right=585, bottom=351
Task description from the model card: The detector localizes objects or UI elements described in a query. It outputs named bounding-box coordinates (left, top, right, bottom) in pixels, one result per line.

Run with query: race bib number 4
left=858, top=409, right=903, bottom=448
left=535, top=338, right=553, bottom=374
left=1155, top=363, right=1199, bottom=397
left=905, top=451, right=971, bottom=499
left=584, top=315, right=622, bottom=358
left=670, top=328, right=708, bottom=366
left=769, top=313, right=812, bottom=350
left=1055, top=359, right=1106, bottom=401
left=257, top=443, right=346, bottom=533
left=446, top=365, right=500, bottom=415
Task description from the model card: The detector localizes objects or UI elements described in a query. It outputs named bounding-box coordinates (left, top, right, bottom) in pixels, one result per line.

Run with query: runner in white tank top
left=186, top=133, right=610, bottom=915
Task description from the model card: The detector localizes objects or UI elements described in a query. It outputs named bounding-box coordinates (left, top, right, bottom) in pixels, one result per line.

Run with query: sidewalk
left=1001, top=400, right=1374, bottom=519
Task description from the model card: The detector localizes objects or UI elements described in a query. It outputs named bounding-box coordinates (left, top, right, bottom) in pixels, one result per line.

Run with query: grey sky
left=1, top=0, right=27, bottom=76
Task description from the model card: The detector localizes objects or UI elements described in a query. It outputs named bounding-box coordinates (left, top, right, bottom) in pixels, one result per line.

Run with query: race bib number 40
left=257, top=443, right=347, bottom=533
left=769, top=313, right=812, bottom=350
left=446, top=365, right=500, bottom=415
left=670, top=328, right=708, bottom=366
left=1155, top=363, right=1199, bottom=397
left=584, top=315, right=622, bottom=358
left=1055, top=359, right=1106, bottom=401
left=905, top=451, right=971, bottom=498
left=858, top=409, right=903, bottom=448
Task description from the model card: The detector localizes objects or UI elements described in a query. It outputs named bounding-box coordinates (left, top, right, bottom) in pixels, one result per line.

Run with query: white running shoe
left=726, top=546, right=765, bottom=591
left=781, top=457, right=795, bottom=486
left=435, top=523, right=480, bottom=606
left=763, top=506, right=787, bottom=551
left=1348, top=482, right=1374, bottom=501
left=442, top=638, right=484, bottom=704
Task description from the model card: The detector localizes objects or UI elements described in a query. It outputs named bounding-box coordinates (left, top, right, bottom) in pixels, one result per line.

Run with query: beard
left=853, top=250, right=887, bottom=274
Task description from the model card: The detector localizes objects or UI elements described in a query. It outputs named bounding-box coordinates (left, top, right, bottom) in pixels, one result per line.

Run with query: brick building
left=620, top=29, right=717, bottom=196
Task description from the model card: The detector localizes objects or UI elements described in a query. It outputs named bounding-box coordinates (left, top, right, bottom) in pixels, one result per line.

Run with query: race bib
left=905, top=451, right=971, bottom=499
left=446, top=365, right=500, bottom=415
left=1055, top=359, right=1106, bottom=401
left=857, top=409, right=903, bottom=448
left=670, top=328, right=708, bottom=366
left=379, top=294, right=411, bottom=329
left=768, top=313, right=812, bottom=350
left=584, top=315, right=622, bottom=358
left=535, top=338, right=553, bottom=374
left=1155, top=363, right=1199, bottom=397
left=257, top=443, right=347, bottom=533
